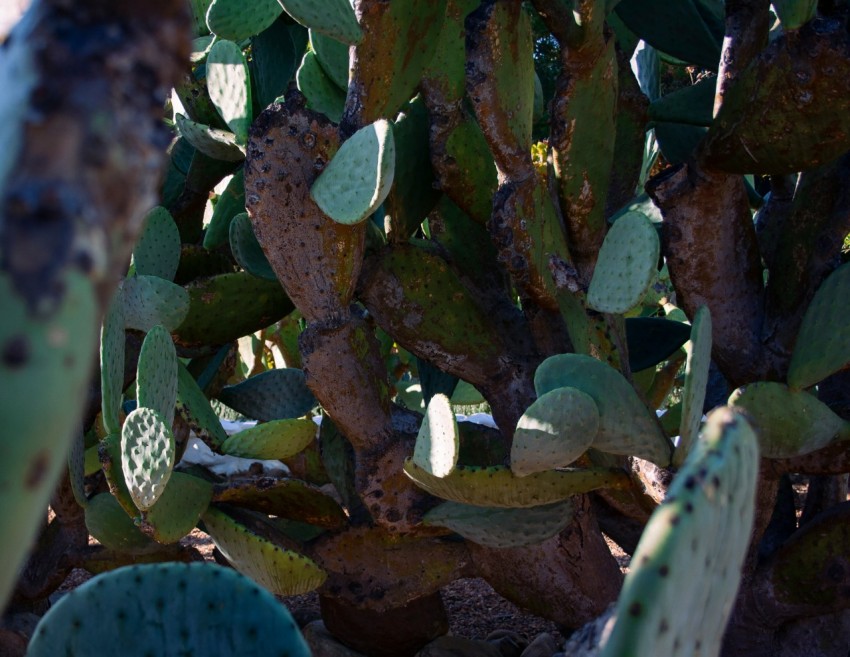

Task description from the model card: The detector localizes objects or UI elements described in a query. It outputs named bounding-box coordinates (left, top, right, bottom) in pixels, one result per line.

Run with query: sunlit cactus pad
left=221, top=418, right=317, bottom=460
left=412, top=393, right=459, bottom=478
left=120, top=408, right=175, bottom=511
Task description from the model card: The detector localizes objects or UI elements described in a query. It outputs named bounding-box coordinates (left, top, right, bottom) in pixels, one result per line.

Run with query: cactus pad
left=311, top=119, right=396, bottom=225
left=310, top=30, right=350, bottom=90
left=674, top=305, right=712, bottom=467
left=296, top=50, right=346, bottom=123
left=100, top=292, right=126, bottom=436
left=403, top=459, right=628, bottom=508
left=84, top=493, right=160, bottom=555
left=176, top=362, right=228, bottom=449
left=221, top=418, right=317, bottom=460
left=510, top=387, right=600, bottom=477
left=625, top=317, right=691, bottom=373
left=120, top=408, right=175, bottom=511
left=136, top=325, right=178, bottom=427
left=771, top=0, right=817, bottom=30
left=132, top=207, right=181, bottom=281
left=205, top=0, right=282, bottom=41
left=202, top=506, right=327, bottom=595
left=728, top=382, right=850, bottom=458
left=217, top=368, right=317, bottom=421
left=175, top=114, right=245, bottom=161
left=535, top=354, right=672, bottom=466
left=787, top=262, right=850, bottom=390
left=423, top=500, right=575, bottom=548
left=228, top=212, right=277, bottom=280
left=203, top=169, right=245, bottom=249
left=278, top=0, right=362, bottom=45
left=413, top=393, right=460, bottom=478
left=26, top=562, right=310, bottom=657
left=140, top=472, right=213, bottom=544
left=588, top=211, right=661, bottom=315
left=600, top=408, right=759, bottom=657
left=122, top=275, right=190, bottom=333
left=206, top=40, right=252, bottom=144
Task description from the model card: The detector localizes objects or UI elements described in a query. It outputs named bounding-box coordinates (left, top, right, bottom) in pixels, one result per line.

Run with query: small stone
left=520, top=633, right=559, bottom=657
left=302, top=621, right=368, bottom=657
left=486, top=629, right=528, bottom=656
left=415, top=635, right=504, bottom=657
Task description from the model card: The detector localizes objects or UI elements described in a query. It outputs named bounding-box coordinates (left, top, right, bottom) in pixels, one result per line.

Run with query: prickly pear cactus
left=600, top=408, right=759, bottom=657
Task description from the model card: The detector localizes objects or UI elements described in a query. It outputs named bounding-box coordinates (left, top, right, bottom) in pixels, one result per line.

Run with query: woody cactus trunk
left=4, top=0, right=850, bottom=656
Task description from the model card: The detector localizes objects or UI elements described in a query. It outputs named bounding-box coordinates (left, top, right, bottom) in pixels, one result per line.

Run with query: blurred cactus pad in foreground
left=2, top=0, right=850, bottom=656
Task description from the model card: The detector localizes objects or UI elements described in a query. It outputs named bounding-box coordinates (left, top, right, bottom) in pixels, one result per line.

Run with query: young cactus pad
left=202, top=506, right=327, bottom=596
left=310, top=119, right=396, bottom=225
left=26, top=562, right=311, bottom=657
left=787, top=261, right=850, bottom=390
left=673, top=305, right=712, bottom=467
left=278, top=0, right=362, bottom=45
left=99, top=292, right=126, bottom=436
left=510, top=387, right=600, bottom=477
left=403, top=460, right=628, bottom=508
left=132, top=206, right=180, bottom=281
left=120, top=407, right=175, bottom=511
left=412, top=393, right=460, bottom=478
left=216, top=368, right=317, bottom=422
left=136, top=324, right=178, bottom=428
left=221, top=418, right=317, bottom=460
left=205, top=0, right=283, bottom=41
left=600, top=408, right=759, bottom=657
left=206, top=39, right=252, bottom=144
left=121, top=274, right=190, bottom=333
left=587, top=210, right=661, bottom=315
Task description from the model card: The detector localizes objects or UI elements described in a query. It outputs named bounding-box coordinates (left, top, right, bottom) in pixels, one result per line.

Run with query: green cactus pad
left=98, top=432, right=139, bottom=518
left=205, top=0, right=282, bottom=40
left=203, top=169, right=245, bottom=249
left=403, top=460, right=628, bottom=508
left=136, top=325, right=178, bottom=428
left=413, top=394, right=460, bottom=478
left=648, top=75, right=716, bottom=127
left=221, top=418, right=317, bottom=460
left=100, top=293, right=126, bottom=436
left=728, top=382, right=850, bottom=459
left=510, top=388, right=600, bottom=478
left=202, top=506, right=327, bottom=595
left=132, top=207, right=181, bottom=281
left=600, top=408, right=759, bottom=657
left=176, top=362, right=228, bottom=449
left=175, top=114, right=246, bottom=162
left=587, top=211, right=661, bottom=314
left=535, top=354, right=673, bottom=466
left=206, top=40, right=252, bottom=144
left=68, top=430, right=87, bottom=509
left=423, top=499, right=575, bottom=548
left=84, top=493, right=160, bottom=555
left=140, top=472, right=213, bottom=544
left=190, top=0, right=213, bottom=35
left=26, top=562, right=310, bottom=657
left=311, top=119, right=396, bottom=225
left=217, top=368, right=317, bottom=421
left=213, top=476, right=347, bottom=529
left=252, top=20, right=308, bottom=110
left=121, top=275, right=190, bottom=333
left=674, top=306, right=712, bottom=467
left=771, top=0, right=817, bottom=30
left=787, top=262, right=850, bottom=390
left=228, top=212, right=276, bottom=280
left=296, top=50, right=346, bottom=123
left=625, top=317, right=691, bottom=373
left=174, top=272, right=294, bottom=349
left=310, top=29, right=350, bottom=90
left=278, top=0, right=362, bottom=45
left=120, top=408, right=176, bottom=511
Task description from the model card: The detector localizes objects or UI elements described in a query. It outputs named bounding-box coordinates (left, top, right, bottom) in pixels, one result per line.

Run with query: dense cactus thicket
left=2, top=0, right=850, bottom=655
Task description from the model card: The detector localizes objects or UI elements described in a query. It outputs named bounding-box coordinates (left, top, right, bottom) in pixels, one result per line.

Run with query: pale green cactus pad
left=423, top=499, right=575, bottom=548
left=202, top=506, right=327, bottom=596
left=403, top=460, right=628, bottom=508
left=120, top=408, right=175, bottom=511
left=310, top=29, right=350, bottom=90
left=600, top=408, right=759, bottom=657
left=221, top=418, right=317, bottom=460
left=132, top=207, right=180, bottom=281
left=228, top=212, right=276, bottom=281
left=176, top=362, right=228, bottom=449
left=728, top=382, right=850, bottom=458
left=122, top=275, right=190, bottom=333
left=674, top=305, right=712, bottom=467
left=206, top=39, right=252, bottom=144
left=175, top=114, right=245, bottom=162
left=310, top=119, right=396, bottom=225
left=413, top=393, right=460, bottom=478
left=296, top=50, right=346, bottom=123
left=534, top=354, right=673, bottom=466
left=787, top=262, right=850, bottom=390
left=203, top=170, right=245, bottom=249
left=136, top=325, right=178, bottom=428
left=205, top=0, right=282, bottom=41
left=510, top=387, right=600, bottom=477
left=278, top=0, right=362, bottom=45
left=26, top=562, right=311, bottom=657
left=100, top=292, right=126, bottom=436
left=84, top=493, right=160, bottom=555
left=140, top=472, right=213, bottom=544
left=767, top=0, right=817, bottom=31
left=587, top=211, right=661, bottom=314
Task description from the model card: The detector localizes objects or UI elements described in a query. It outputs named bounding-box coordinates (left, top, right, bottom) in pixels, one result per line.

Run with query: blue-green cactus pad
left=120, top=408, right=175, bottom=511
left=84, top=493, right=160, bottom=555
left=229, top=212, right=277, bottom=280
left=296, top=50, right=346, bottom=123
left=206, top=40, right=252, bottom=144
left=278, top=0, right=362, bottom=45
left=221, top=418, right=317, bottom=460
left=132, top=207, right=181, bottom=281
left=26, top=562, right=310, bottom=657
left=175, top=114, right=246, bottom=162
left=675, top=305, right=712, bottom=466
left=217, top=368, right=317, bottom=421
left=136, top=325, right=178, bottom=428
left=206, top=0, right=282, bottom=40
left=121, top=275, right=190, bottom=333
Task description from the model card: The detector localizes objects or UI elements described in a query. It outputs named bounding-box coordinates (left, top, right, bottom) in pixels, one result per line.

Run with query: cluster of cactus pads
left=5, top=0, right=850, bottom=655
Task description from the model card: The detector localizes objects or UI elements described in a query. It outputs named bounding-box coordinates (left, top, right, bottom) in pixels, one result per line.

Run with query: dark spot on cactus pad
left=628, top=602, right=643, bottom=617
left=2, top=335, right=30, bottom=369
left=25, top=451, right=50, bottom=490
left=659, top=565, right=670, bottom=577
left=685, top=502, right=694, bottom=514
left=684, top=476, right=696, bottom=490
left=659, top=618, right=669, bottom=633
left=670, top=514, right=681, bottom=526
